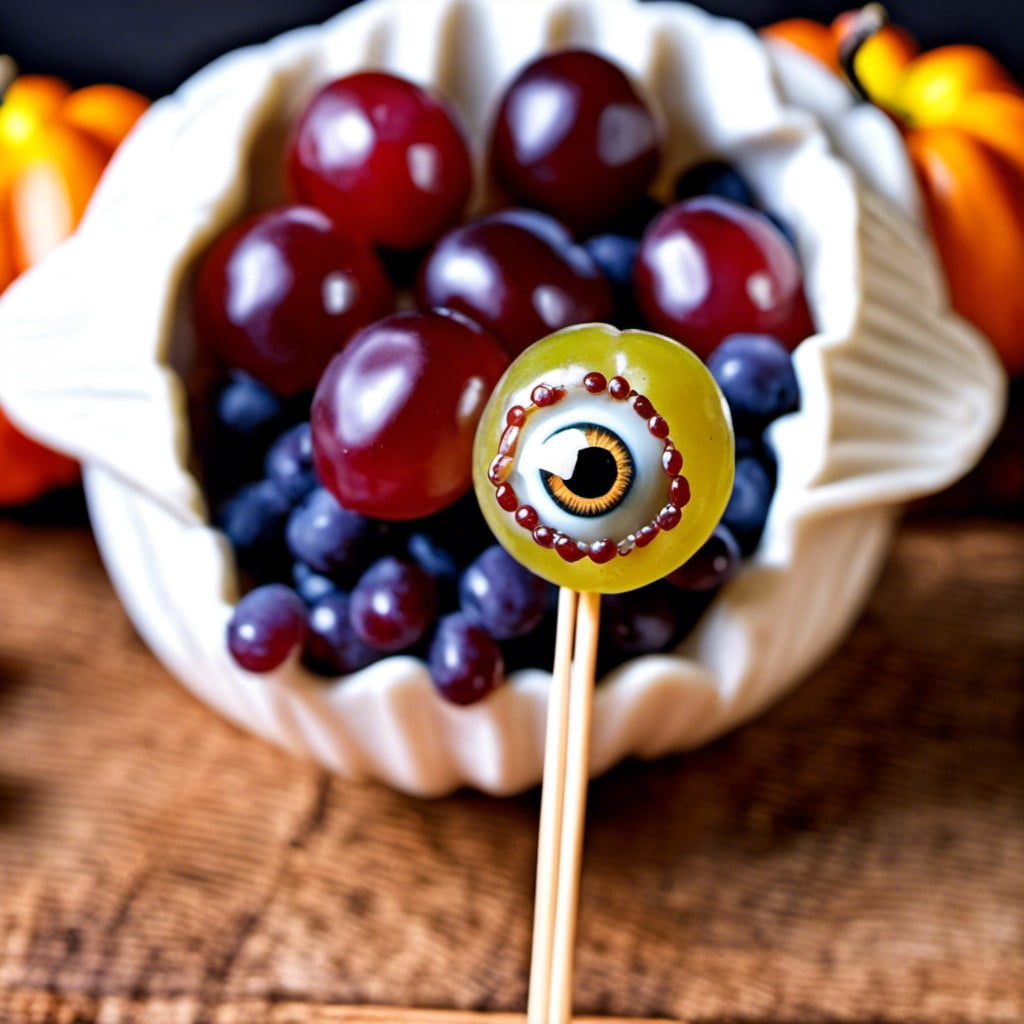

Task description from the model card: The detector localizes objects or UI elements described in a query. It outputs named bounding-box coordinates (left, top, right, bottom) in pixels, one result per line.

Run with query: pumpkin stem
left=838, top=2, right=889, bottom=102
left=0, top=55, right=17, bottom=101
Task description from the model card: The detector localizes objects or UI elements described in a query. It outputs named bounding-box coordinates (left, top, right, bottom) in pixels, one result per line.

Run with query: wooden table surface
left=0, top=503, right=1021, bottom=1023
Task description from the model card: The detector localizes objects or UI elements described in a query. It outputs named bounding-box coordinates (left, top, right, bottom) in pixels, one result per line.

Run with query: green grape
left=473, top=324, right=735, bottom=593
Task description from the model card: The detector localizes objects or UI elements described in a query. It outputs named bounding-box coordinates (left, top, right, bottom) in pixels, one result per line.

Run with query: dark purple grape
left=722, top=455, right=775, bottom=555
left=349, top=556, right=437, bottom=652
left=285, top=487, right=379, bottom=580
left=292, top=560, right=338, bottom=605
left=675, top=159, right=755, bottom=207
left=666, top=524, right=741, bottom=591
left=227, top=584, right=307, bottom=672
left=406, top=532, right=460, bottom=606
left=265, top=422, right=317, bottom=503
left=583, top=232, right=643, bottom=327
left=428, top=612, right=504, bottom=705
left=215, top=479, right=291, bottom=575
left=708, top=333, right=800, bottom=429
left=214, top=372, right=289, bottom=439
left=602, top=587, right=678, bottom=654
left=303, top=592, right=379, bottom=675
left=459, top=545, right=550, bottom=641
left=208, top=373, right=292, bottom=494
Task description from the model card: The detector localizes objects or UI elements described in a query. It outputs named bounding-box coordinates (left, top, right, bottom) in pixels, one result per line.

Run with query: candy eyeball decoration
left=473, top=324, right=735, bottom=593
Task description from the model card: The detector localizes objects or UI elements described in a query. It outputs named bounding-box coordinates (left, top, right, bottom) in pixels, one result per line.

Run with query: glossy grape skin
left=459, top=545, right=550, bottom=640
left=303, top=592, right=379, bottom=675
left=227, top=584, right=307, bottom=672
left=490, top=50, right=661, bottom=236
left=285, top=487, right=380, bottom=580
left=416, top=209, right=612, bottom=357
left=312, top=310, right=509, bottom=520
left=349, top=556, right=437, bottom=653
left=195, top=205, right=393, bottom=396
left=472, top=324, right=734, bottom=593
left=292, top=561, right=339, bottom=605
left=633, top=197, right=811, bottom=358
left=287, top=72, right=472, bottom=250
left=428, top=612, right=504, bottom=705
left=707, top=333, right=800, bottom=429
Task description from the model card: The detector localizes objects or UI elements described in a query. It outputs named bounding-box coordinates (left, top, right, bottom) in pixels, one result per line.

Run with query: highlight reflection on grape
left=473, top=324, right=735, bottom=593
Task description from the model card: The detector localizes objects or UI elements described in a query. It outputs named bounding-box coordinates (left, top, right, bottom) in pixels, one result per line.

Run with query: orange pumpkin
left=0, top=65, right=148, bottom=504
left=764, top=12, right=1024, bottom=377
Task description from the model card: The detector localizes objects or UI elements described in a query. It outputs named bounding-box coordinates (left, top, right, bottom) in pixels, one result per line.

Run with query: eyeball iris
left=473, top=324, right=735, bottom=593
left=542, top=424, right=633, bottom=517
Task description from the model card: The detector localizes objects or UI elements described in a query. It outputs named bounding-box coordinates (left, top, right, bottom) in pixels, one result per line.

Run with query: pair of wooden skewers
left=527, top=587, right=603, bottom=1024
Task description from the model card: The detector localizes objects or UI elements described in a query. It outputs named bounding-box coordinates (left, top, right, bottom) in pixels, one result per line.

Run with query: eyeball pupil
left=564, top=447, right=618, bottom=499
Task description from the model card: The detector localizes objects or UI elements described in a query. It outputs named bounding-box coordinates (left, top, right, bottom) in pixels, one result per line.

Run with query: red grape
left=416, top=208, right=612, bottom=357
left=311, top=310, right=509, bottom=520
left=490, top=50, right=661, bottom=236
left=633, top=196, right=810, bottom=358
left=287, top=71, right=472, bottom=250
left=195, top=205, right=393, bottom=396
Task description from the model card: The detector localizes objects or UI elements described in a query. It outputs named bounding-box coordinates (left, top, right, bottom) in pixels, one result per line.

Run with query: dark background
left=2, top=0, right=1024, bottom=98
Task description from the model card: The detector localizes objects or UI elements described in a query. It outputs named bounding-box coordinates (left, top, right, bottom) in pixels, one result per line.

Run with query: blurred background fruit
left=0, top=56, right=147, bottom=506
left=765, top=7, right=1024, bottom=377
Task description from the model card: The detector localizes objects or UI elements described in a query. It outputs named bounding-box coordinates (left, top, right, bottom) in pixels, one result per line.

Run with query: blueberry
left=406, top=532, right=460, bottom=607
left=601, top=587, right=678, bottom=654
left=265, top=422, right=317, bottom=503
left=584, top=234, right=640, bottom=292
left=583, top=233, right=643, bottom=324
left=722, top=455, right=776, bottom=555
left=708, top=333, right=800, bottom=429
left=303, top=592, right=379, bottom=676
left=459, top=545, right=551, bottom=641
left=428, top=612, right=504, bottom=705
left=675, top=159, right=755, bottom=206
left=214, top=372, right=288, bottom=439
left=215, top=479, right=291, bottom=576
left=292, top=560, right=339, bottom=605
left=227, top=584, right=306, bottom=673
left=286, top=487, right=379, bottom=581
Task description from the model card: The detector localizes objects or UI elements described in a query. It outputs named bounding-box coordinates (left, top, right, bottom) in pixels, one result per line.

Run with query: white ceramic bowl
left=0, top=0, right=1005, bottom=795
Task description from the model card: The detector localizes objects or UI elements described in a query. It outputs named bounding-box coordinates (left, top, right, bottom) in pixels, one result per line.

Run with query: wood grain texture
left=0, top=519, right=1021, bottom=1024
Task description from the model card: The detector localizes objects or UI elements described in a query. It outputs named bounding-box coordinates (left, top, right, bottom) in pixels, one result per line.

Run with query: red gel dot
left=635, top=523, right=660, bottom=547
left=532, top=384, right=559, bottom=406
left=488, top=455, right=513, bottom=484
left=657, top=504, right=681, bottom=531
left=662, top=447, right=683, bottom=476
left=669, top=475, right=691, bottom=508
left=583, top=371, right=606, bottom=394
left=533, top=525, right=555, bottom=548
left=499, top=424, right=520, bottom=455
left=515, top=505, right=540, bottom=530
left=506, top=405, right=526, bottom=427
left=554, top=535, right=586, bottom=562
left=588, top=538, right=617, bottom=563
left=633, top=394, right=655, bottom=419
left=648, top=415, right=669, bottom=438
left=608, top=376, right=630, bottom=400
left=495, top=483, right=518, bottom=511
